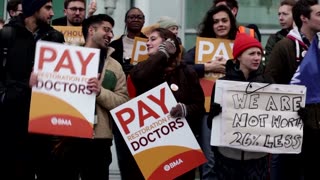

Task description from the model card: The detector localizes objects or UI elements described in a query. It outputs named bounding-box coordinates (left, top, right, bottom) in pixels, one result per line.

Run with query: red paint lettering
left=38, top=46, right=57, bottom=70
left=115, top=108, right=135, bottom=134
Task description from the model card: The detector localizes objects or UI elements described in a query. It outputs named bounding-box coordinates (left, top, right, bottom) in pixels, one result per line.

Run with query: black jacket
left=51, top=16, right=68, bottom=26
left=109, top=34, right=148, bottom=77
left=0, top=15, right=64, bottom=138
left=130, top=52, right=205, bottom=135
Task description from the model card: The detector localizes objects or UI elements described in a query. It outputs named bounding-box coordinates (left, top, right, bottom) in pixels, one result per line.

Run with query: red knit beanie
left=232, top=33, right=263, bottom=59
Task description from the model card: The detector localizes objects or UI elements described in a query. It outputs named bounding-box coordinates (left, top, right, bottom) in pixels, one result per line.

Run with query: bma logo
left=51, top=117, right=72, bottom=126
left=163, top=158, right=184, bottom=172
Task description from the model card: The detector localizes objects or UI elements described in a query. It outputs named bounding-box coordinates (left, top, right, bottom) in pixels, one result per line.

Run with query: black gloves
left=123, top=63, right=134, bottom=75
left=207, top=103, right=222, bottom=129
left=122, top=58, right=134, bottom=76
left=298, top=107, right=307, bottom=122
left=170, top=103, right=187, bottom=118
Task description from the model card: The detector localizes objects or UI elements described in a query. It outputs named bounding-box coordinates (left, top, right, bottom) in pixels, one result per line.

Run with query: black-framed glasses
left=127, top=15, right=145, bottom=21
left=68, top=7, right=85, bottom=12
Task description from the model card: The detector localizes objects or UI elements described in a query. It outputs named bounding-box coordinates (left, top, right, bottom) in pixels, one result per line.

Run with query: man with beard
left=0, top=0, right=64, bottom=179
left=50, top=14, right=129, bottom=180
left=52, top=0, right=96, bottom=26
left=109, top=7, right=147, bottom=76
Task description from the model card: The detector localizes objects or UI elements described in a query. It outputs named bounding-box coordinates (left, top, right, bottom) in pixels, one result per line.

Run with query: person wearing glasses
left=48, top=14, right=129, bottom=180
left=109, top=7, right=147, bottom=77
left=52, top=0, right=96, bottom=26
left=7, top=0, right=23, bottom=19
left=108, top=7, right=148, bottom=180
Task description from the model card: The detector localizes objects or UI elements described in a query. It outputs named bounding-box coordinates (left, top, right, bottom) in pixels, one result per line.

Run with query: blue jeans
left=199, top=114, right=216, bottom=180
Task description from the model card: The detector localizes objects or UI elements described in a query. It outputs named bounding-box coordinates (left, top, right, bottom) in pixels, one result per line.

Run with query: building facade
left=1, top=0, right=291, bottom=49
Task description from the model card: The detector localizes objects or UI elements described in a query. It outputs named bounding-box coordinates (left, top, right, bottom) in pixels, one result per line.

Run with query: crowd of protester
left=1, top=0, right=320, bottom=179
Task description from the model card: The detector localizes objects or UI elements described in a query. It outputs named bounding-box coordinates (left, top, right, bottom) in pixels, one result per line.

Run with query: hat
left=157, top=16, right=179, bottom=29
left=22, top=0, right=50, bottom=17
left=232, top=33, right=263, bottom=59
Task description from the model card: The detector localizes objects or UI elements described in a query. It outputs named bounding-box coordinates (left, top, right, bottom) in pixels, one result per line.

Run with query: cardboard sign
left=210, top=80, right=306, bottom=154
left=53, top=26, right=85, bottom=45
left=110, top=82, right=206, bottom=180
left=195, top=37, right=234, bottom=112
left=29, top=41, right=100, bottom=138
left=131, top=37, right=148, bottom=65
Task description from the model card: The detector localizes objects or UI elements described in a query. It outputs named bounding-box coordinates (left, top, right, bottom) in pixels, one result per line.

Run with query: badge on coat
left=170, top=83, right=179, bottom=91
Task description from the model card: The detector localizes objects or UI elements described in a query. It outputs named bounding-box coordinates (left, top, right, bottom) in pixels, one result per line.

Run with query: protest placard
left=131, top=37, right=148, bottom=65
left=53, top=26, right=85, bottom=45
left=110, top=82, right=206, bottom=180
left=210, top=80, right=306, bottom=154
left=195, top=37, right=234, bottom=112
left=29, top=41, right=100, bottom=138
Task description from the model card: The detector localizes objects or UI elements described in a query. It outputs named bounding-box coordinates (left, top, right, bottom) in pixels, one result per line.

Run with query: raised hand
left=158, top=38, right=176, bottom=58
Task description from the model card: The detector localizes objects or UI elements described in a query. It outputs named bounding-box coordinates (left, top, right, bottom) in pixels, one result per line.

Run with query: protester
left=291, top=33, right=320, bottom=180
left=184, top=5, right=237, bottom=78
left=264, top=0, right=296, bottom=65
left=7, top=0, right=22, bottom=18
left=183, top=5, right=238, bottom=179
left=0, top=0, right=64, bottom=179
left=49, top=14, right=129, bottom=180
left=266, top=0, right=320, bottom=179
left=213, top=0, right=261, bottom=41
left=128, top=27, right=205, bottom=180
left=207, top=33, right=272, bottom=179
left=109, top=7, right=147, bottom=76
left=51, top=0, right=96, bottom=26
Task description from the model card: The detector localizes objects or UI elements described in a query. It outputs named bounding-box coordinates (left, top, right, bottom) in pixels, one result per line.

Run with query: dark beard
left=36, top=18, right=49, bottom=27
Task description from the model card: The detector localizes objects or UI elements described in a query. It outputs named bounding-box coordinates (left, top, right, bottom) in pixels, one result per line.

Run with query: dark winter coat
left=51, top=16, right=68, bottom=26
left=0, top=15, right=64, bottom=139
left=264, top=28, right=290, bottom=65
left=130, top=51, right=205, bottom=135
left=265, top=28, right=309, bottom=85
left=109, top=34, right=147, bottom=66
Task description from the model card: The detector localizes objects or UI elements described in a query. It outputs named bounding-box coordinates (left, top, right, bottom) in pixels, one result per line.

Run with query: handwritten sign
left=110, top=82, right=206, bottom=180
left=53, top=26, right=85, bottom=45
left=195, top=37, right=234, bottom=112
left=29, top=41, right=100, bottom=138
left=210, top=80, right=306, bottom=154
left=131, top=37, right=148, bottom=65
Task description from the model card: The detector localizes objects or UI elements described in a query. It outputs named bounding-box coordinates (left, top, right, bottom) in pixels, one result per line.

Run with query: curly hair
left=198, top=5, right=238, bottom=40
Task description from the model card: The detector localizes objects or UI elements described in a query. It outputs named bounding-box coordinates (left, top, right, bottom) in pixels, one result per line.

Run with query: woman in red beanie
left=207, top=33, right=273, bottom=180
